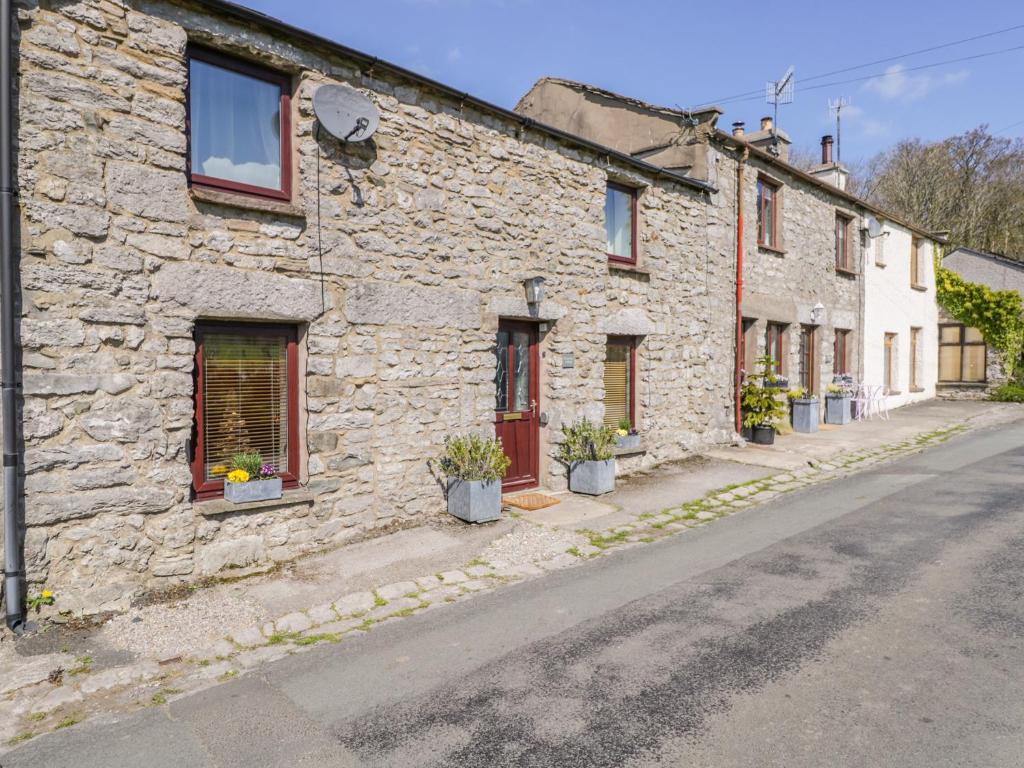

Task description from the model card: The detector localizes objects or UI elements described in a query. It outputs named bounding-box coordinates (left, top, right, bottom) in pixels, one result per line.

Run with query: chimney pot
left=732, top=121, right=745, bottom=136
left=760, top=116, right=773, bottom=131
left=821, top=134, right=834, bottom=164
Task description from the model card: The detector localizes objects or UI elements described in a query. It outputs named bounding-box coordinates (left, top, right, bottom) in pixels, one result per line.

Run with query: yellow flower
left=41, top=590, right=53, bottom=599
left=617, top=429, right=628, bottom=437
left=210, top=465, right=229, bottom=476
left=227, top=469, right=250, bottom=483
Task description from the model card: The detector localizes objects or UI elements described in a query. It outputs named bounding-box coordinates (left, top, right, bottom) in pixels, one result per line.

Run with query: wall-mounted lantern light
left=811, top=302, right=825, bottom=324
left=524, top=276, right=546, bottom=307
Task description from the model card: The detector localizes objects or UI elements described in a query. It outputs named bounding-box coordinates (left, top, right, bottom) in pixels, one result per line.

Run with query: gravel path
left=480, top=520, right=587, bottom=567
left=97, top=586, right=267, bottom=660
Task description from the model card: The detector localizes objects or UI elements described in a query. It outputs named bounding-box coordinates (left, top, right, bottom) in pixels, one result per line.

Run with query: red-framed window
left=186, top=47, right=292, bottom=201
left=192, top=322, right=300, bottom=500
left=834, top=329, right=851, bottom=375
left=604, top=336, right=637, bottom=429
left=835, top=213, right=853, bottom=272
left=605, top=182, right=638, bottom=264
left=766, top=322, right=787, bottom=377
left=756, top=178, right=779, bottom=249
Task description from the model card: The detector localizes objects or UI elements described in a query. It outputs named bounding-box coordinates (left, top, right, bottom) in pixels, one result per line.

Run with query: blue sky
left=240, top=0, right=1024, bottom=162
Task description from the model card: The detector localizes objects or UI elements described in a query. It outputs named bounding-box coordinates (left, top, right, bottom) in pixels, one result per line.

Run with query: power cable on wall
left=315, top=122, right=327, bottom=316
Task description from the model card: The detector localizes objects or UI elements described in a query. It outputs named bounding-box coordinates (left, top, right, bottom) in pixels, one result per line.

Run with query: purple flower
left=260, top=463, right=277, bottom=478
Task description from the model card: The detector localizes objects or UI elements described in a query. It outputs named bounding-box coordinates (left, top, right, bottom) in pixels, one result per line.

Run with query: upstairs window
left=187, top=48, right=292, bottom=200
left=756, top=178, right=779, bottom=249
left=192, top=323, right=300, bottom=500
left=910, top=237, right=925, bottom=288
left=835, top=213, right=853, bottom=272
left=605, top=182, right=637, bottom=263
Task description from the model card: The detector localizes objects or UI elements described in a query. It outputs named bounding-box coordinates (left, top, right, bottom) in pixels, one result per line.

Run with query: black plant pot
left=740, top=426, right=753, bottom=441
left=751, top=425, right=776, bottom=445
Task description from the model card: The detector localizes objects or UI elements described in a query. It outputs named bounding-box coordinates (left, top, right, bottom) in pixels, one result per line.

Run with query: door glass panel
left=939, top=346, right=961, bottom=381
left=963, top=345, right=986, bottom=381
left=512, top=331, right=530, bottom=412
left=495, top=331, right=509, bottom=411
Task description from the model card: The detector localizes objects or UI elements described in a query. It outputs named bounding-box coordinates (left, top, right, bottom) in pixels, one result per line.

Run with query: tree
left=856, top=127, right=1024, bottom=260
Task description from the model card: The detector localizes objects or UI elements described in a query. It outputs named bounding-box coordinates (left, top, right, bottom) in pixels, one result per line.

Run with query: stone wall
left=719, top=150, right=863, bottom=398
left=7, top=0, right=735, bottom=614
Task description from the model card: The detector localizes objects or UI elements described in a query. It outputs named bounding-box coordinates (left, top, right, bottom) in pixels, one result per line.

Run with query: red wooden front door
left=495, top=320, right=539, bottom=492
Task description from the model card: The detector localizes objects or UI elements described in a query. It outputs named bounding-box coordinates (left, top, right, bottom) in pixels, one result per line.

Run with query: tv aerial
left=828, top=96, right=852, bottom=163
left=765, top=65, right=794, bottom=155
left=313, top=85, right=380, bottom=142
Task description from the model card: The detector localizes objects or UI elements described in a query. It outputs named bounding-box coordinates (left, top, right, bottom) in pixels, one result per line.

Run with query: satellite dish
left=313, top=85, right=380, bottom=142
left=867, top=216, right=884, bottom=238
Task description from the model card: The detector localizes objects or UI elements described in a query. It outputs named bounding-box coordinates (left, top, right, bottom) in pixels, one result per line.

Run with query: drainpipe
left=1, top=0, right=23, bottom=634
left=734, top=148, right=748, bottom=434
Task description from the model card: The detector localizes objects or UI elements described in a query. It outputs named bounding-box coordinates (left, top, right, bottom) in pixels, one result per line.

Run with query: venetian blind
left=202, top=331, right=289, bottom=482
left=604, top=342, right=631, bottom=428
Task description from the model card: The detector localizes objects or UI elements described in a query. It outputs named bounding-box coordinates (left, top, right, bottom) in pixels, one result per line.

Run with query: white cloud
left=861, top=119, right=891, bottom=138
left=447, top=47, right=462, bottom=63
left=201, top=156, right=280, bottom=190
left=863, top=64, right=970, bottom=102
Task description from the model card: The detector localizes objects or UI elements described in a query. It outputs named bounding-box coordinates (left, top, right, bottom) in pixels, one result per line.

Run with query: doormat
left=504, top=493, right=561, bottom=511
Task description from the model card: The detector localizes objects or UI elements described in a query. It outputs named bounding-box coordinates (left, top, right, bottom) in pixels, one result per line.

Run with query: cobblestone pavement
left=0, top=402, right=1020, bottom=751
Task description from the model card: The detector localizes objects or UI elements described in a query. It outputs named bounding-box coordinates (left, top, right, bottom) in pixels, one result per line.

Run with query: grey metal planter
left=446, top=478, right=502, bottom=523
left=825, top=394, right=852, bottom=425
left=569, top=459, right=615, bottom=495
left=615, top=434, right=642, bottom=450
left=224, top=477, right=283, bottom=503
left=791, top=398, right=820, bottom=433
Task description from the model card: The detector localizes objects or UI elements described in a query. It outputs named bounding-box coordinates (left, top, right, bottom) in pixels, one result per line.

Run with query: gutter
left=1, top=0, right=23, bottom=633
left=187, top=0, right=717, bottom=196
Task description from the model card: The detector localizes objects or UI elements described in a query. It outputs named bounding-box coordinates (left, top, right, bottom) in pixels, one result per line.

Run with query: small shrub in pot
left=558, top=418, right=617, bottom=495
left=825, top=382, right=853, bottom=425
left=437, top=434, right=510, bottom=523
left=222, top=451, right=282, bottom=503
left=615, top=417, right=641, bottom=450
left=741, top=356, right=787, bottom=445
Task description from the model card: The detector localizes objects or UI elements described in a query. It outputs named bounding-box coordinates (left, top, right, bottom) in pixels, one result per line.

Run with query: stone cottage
left=517, top=78, right=946, bottom=416
left=937, top=246, right=1024, bottom=397
left=3, top=0, right=738, bottom=616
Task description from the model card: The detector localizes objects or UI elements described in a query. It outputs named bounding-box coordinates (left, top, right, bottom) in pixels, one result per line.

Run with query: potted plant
left=615, top=418, right=641, bottom=450
left=788, top=387, right=820, bottom=433
left=762, top=359, right=789, bottom=391
left=223, top=451, right=282, bottom=503
left=741, top=356, right=787, bottom=445
left=825, top=382, right=853, bottom=425
left=558, top=418, right=618, bottom=495
left=437, top=433, right=510, bottom=523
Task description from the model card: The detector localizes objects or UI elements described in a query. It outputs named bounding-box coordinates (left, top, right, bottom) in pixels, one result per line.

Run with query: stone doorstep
left=4, top=417, right=986, bottom=742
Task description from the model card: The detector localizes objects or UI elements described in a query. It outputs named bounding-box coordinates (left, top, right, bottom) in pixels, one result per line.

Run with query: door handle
left=530, top=399, right=537, bottom=416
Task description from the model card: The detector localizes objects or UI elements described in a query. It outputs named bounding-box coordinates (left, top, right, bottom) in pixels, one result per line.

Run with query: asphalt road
left=8, top=421, right=1024, bottom=767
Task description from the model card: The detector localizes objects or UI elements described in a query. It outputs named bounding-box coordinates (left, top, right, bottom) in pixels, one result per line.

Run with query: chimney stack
left=821, top=134, right=834, bottom=164
left=760, top=116, right=773, bottom=131
left=732, top=121, right=745, bottom=137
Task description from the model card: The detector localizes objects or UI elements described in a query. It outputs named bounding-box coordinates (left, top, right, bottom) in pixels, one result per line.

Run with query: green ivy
left=935, top=255, right=1024, bottom=379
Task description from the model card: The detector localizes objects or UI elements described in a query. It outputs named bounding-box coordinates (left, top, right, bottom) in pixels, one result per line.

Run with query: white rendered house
left=860, top=219, right=939, bottom=409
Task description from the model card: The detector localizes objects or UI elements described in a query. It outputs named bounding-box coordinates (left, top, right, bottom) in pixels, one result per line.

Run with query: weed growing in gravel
left=7, top=731, right=35, bottom=746
left=373, top=593, right=388, bottom=607
left=294, top=633, right=340, bottom=647
left=267, top=631, right=300, bottom=645
left=55, top=714, right=81, bottom=730
left=68, top=655, right=93, bottom=676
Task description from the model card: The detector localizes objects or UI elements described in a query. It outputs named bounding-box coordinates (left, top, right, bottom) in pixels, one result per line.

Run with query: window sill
left=885, top=390, right=903, bottom=396
left=911, top=284, right=928, bottom=292
left=190, top=185, right=306, bottom=218
left=835, top=266, right=858, bottom=277
left=608, top=261, right=651, bottom=276
left=758, top=244, right=786, bottom=256
left=194, top=488, right=314, bottom=516
left=937, top=381, right=987, bottom=388
left=909, top=387, right=925, bottom=393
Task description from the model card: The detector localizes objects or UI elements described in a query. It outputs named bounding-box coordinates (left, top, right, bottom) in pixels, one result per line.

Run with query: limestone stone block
left=28, top=486, right=176, bottom=525
left=80, top=398, right=161, bottom=441
left=23, top=373, right=134, bottom=396
left=197, top=535, right=267, bottom=575
left=344, top=281, right=480, bottom=329
left=153, top=262, right=323, bottom=321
